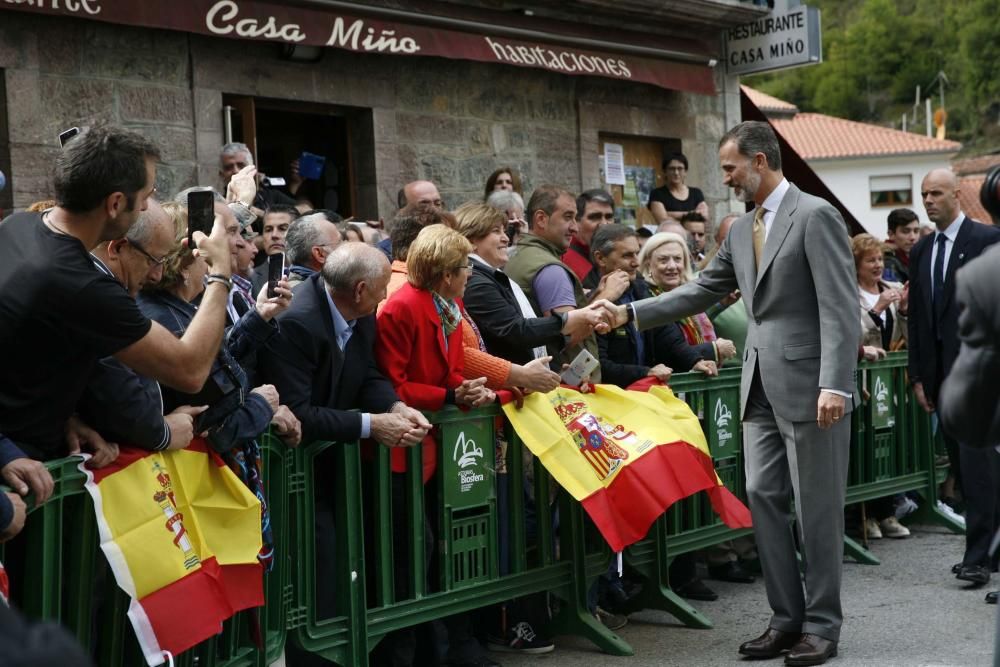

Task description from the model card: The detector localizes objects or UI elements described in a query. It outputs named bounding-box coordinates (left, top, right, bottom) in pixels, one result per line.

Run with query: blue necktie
left=932, top=233, right=947, bottom=335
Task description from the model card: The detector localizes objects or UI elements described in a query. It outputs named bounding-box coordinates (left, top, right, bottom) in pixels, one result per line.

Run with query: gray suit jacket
left=634, top=183, right=859, bottom=423
left=939, top=244, right=1000, bottom=447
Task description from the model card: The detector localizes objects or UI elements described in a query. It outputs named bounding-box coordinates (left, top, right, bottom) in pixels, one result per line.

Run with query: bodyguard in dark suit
left=908, top=168, right=1000, bottom=587
left=258, top=243, right=430, bottom=667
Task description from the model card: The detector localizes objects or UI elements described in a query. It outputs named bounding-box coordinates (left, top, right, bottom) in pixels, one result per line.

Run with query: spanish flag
left=80, top=438, right=264, bottom=665
left=503, top=383, right=751, bottom=552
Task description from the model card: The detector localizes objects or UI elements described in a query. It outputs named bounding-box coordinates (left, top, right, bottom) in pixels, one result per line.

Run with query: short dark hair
left=680, top=211, right=706, bottom=224
left=264, top=204, right=300, bottom=219
left=54, top=125, right=161, bottom=214
left=526, top=185, right=572, bottom=229
left=575, top=189, right=614, bottom=220
left=662, top=152, right=689, bottom=171
left=391, top=210, right=444, bottom=261
left=887, top=208, right=919, bottom=234
left=591, top=224, right=637, bottom=262
left=719, top=121, right=782, bottom=171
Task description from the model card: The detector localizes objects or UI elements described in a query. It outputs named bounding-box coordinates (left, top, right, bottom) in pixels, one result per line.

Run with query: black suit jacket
left=258, top=273, right=398, bottom=443
left=463, top=256, right=565, bottom=365
left=596, top=278, right=705, bottom=387
left=908, top=216, right=1000, bottom=401
left=250, top=263, right=268, bottom=300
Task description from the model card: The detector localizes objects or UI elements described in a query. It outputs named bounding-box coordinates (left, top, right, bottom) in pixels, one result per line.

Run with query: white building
left=743, top=86, right=961, bottom=239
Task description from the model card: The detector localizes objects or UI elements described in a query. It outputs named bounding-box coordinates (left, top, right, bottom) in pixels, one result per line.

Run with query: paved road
left=499, top=524, right=996, bottom=667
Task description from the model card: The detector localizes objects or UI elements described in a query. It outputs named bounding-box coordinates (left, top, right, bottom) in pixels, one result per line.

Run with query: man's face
left=236, top=234, right=258, bottom=276
left=597, top=236, right=641, bottom=281
left=119, top=201, right=174, bottom=297
left=684, top=221, right=706, bottom=252
left=262, top=212, right=293, bottom=256
left=405, top=181, right=443, bottom=213
left=578, top=200, right=614, bottom=247
left=219, top=151, right=252, bottom=187
left=107, top=158, right=157, bottom=240
left=312, top=219, right=343, bottom=270
left=357, top=261, right=392, bottom=316
left=890, top=221, right=920, bottom=254
left=537, top=194, right=578, bottom=252
left=719, top=141, right=761, bottom=204
left=921, top=172, right=960, bottom=226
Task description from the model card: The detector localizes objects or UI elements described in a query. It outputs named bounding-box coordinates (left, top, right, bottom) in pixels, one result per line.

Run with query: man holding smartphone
left=0, top=125, right=235, bottom=466
left=251, top=205, right=297, bottom=296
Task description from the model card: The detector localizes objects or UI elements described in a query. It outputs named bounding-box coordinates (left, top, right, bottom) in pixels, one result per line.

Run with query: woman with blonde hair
left=638, top=232, right=736, bottom=366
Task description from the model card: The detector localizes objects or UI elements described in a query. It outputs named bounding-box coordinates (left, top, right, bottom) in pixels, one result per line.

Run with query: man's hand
left=255, top=279, right=293, bottom=322
left=512, top=356, right=560, bottom=393
left=817, top=391, right=846, bottom=430
left=66, top=415, right=120, bottom=468
left=251, top=384, right=281, bottom=411
left=913, top=381, right=935, bottom=414
left=590, top=299, right=629, bottom=329
left=861, top=346, right=887, bottom=362
left=646, top=364, right=673, bottom=383
left=455, top=377, right=495, bottom=407
left=692, top=359, right=718, bottom=376
left=392, top=403, right=432, bottom=434
left=271, top=405, right=302, bottom=447
left=721, top=290, right=741, bottom=308
left=371, top=412, right=424, bottom=448
left=562, top=307, right=604, bottom=344
left=0, top=492, right=26, bottom=542
left=226, top=165, right=257, bottom=206
left=590, top=270, right=630, bottom=303
left=2, top=458, right=54, bottom=504
left=288, top=158, right=303, bottom=195
left=164, top=405, right=208, bottom=450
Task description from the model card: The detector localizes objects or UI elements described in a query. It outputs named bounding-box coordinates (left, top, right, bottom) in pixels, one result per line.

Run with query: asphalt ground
left=498, top=523, right=996, bottom=667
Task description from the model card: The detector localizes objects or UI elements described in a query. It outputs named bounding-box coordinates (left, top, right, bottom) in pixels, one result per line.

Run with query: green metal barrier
left=2, top=353, right=955, bottom=664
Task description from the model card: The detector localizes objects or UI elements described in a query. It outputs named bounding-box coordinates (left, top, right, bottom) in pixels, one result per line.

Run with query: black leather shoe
left=952, top=562, right=962, bottom=575
left=957, top=564, right=991, bottom=586
left=784, top=634, right=838, bottom=666
left=708, top=561, right=756, bottom=583
left=986, top=591, right=998, bottom=604
left=675, top=578, right=718, bottom=601
left=738, top=627, right=801, bottom=658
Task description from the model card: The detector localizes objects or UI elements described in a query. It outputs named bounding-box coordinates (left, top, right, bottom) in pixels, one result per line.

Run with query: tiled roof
left=958, top=175, right=992, bottom=224
left=953, top=154, right=1000, bottom=176
left=742, top=86, right=962, bottom=160
left=740, top=85, right=798, bottom=114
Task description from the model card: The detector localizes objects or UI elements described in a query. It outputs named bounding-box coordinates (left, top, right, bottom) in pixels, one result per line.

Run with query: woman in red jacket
left=376, top=224, right=494, bottom=482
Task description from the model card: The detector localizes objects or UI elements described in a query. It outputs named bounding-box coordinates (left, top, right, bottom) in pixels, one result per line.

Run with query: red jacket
left=562, top=237, right=600, bottom=288
left=376, top=282, right=465, bottom=481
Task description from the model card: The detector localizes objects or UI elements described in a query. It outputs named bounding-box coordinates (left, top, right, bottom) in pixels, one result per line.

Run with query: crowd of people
left=0, top=121, right=994, bottom=667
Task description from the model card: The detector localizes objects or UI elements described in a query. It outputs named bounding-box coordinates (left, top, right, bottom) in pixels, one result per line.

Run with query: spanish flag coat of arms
left=503, top=382, right=751, bottom=551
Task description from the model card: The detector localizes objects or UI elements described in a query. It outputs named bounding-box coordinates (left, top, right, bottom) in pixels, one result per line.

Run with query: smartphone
left=560, top=348, right=600, bottom=387
left=58, top=127, right=80, bottom=147
left=187, top=190, right=216, bottom=247
left=267, top=253, right=285, bottom=298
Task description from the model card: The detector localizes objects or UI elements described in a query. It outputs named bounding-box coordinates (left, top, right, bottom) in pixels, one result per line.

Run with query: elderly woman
left=639, top=232, right=737, bottom=366
left=484, top=165, right=523, bottom=198
left=648, top=152, right=710, bottom=224
left=851, top=233, right=911, bottom=540
left=487, top=189, right=527, bottom=248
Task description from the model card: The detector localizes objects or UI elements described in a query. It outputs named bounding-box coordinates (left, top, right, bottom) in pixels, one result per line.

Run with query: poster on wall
left=604, top=144, right=626, bottom=186
left=617, top=165, right=655, bottom=224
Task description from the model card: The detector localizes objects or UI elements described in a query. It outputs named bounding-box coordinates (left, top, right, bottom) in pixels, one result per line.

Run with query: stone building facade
left=0, top=2, right=759, bottom=220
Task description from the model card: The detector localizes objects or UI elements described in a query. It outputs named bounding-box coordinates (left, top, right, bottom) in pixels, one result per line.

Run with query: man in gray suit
left=598, top=121, right=859, bottom=666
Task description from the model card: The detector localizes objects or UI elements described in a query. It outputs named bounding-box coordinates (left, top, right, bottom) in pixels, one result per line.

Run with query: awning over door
left=0, top=0, right=718, bottom=95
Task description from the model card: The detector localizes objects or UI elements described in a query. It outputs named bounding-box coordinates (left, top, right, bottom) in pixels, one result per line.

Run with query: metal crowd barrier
left=1, top=352, right=955, bottom=665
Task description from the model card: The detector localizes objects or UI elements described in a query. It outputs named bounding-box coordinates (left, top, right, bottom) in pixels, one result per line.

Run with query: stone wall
left=1, top=13, right=734, bottom=221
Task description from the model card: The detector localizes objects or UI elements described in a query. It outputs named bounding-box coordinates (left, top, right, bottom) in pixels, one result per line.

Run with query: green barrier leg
left=547, top=497, right=633, bottom=656
left=843, top=534, right=880, bottom=565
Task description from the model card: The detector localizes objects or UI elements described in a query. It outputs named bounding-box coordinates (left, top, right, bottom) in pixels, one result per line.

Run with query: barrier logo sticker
left=715, top=397, right=734, bottom=446
left=872, top=373, right=894, bottom=428
left=453, top=431, right=485, bottom=492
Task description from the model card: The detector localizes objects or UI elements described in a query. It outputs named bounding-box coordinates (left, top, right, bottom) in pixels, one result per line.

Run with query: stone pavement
left=499, top=524, right=996, bottom=667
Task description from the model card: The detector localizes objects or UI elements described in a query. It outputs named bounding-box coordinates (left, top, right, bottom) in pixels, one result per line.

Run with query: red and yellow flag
left=80, top=438, right=264, bottom=665
left=503, top=382, right=751, bottom=551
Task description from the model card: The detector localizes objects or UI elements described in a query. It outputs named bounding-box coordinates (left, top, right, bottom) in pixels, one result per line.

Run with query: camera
left=260, top=175, right=286, bottom=188
left=981, top=165, right=1000, bottom=224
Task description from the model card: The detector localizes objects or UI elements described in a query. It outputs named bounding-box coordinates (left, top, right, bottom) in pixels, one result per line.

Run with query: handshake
left=558, top=301, right=628, bottom=344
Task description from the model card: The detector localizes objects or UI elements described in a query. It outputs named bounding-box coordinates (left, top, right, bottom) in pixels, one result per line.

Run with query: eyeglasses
left=127, top=238, right=168, bottom=267
left=452, top=262, right=474, bottom=272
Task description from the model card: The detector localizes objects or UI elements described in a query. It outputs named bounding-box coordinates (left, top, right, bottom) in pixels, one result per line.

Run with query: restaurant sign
left=725, top=3, right=821, bottom=76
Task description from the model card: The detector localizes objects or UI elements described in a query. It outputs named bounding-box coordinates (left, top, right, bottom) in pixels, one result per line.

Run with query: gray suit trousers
left=743, top=370, right=851, bottom=642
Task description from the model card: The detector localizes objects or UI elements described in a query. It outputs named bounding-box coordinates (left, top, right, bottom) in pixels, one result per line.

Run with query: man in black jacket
left=908, top=168, right=1000, bottom=588
left=591, top=225, right=717, bottom=387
